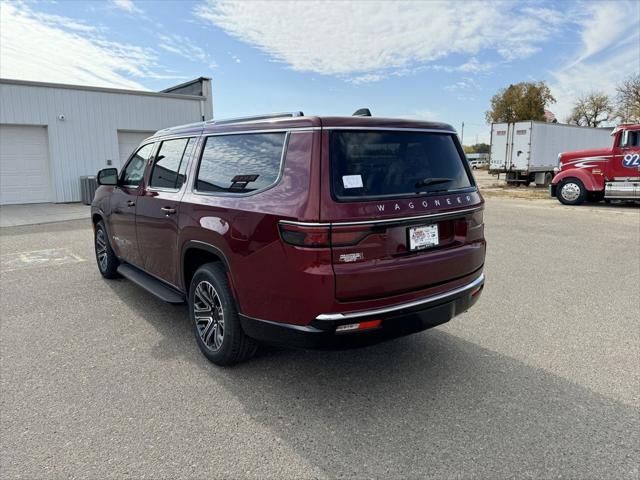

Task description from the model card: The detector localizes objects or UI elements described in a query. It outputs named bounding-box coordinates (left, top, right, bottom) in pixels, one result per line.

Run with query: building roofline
left=0, top=77, right=206, bottom=101
left=160, top=76, right=212, bottom=93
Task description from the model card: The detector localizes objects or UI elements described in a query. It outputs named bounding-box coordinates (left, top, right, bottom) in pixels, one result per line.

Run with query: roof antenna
left=352, top=108, right=372, bottom=117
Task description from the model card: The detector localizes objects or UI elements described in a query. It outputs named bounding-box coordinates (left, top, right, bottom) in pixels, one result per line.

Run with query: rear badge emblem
left=339, top=252, right=364, bottom=263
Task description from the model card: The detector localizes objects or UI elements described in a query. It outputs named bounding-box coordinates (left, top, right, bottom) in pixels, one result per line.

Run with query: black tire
left=94, top=220, right=119, bottom=278
left=189, top=262, right=257, bottom=366
left=557, top=178, right=586, bottom=205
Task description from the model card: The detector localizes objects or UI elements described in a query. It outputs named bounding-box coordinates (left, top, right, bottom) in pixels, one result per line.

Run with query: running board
left=117, top=264, right=185, bottom=304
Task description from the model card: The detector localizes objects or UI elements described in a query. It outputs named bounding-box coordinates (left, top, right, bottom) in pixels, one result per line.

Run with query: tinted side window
left=149, top=137, right=196, bottom=190
left=122, top=143, right=154, bottom=186
left=196, top=133, right=286, bottom=194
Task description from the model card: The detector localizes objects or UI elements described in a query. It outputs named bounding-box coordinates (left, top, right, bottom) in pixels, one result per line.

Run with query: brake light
left=279, top=223, right=330, bottom=247
left=330, top=224, right=375, bottom=246
left=279, top=222, right=375, bottom=248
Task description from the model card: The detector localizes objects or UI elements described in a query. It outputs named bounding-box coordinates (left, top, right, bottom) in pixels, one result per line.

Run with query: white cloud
left=159, top=34, right=218, bottom=69
left=445, top=78, right=480, bottom=92
left=195, top=0, right=563, bottom=81
left=0, top=2, right=170, bottom=89
left=347, top=73, right=385, bottom=85
left=549, top=1, right=640, bottom=121
left=111, top=0, right=142, bottom=14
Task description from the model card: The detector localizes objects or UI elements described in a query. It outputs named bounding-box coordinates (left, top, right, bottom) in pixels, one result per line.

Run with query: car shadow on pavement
left=106, top=280, right=639, bottom=479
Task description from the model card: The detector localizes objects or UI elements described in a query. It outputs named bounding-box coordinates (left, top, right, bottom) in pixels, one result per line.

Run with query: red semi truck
left=550, top=124, right=640, bottom=205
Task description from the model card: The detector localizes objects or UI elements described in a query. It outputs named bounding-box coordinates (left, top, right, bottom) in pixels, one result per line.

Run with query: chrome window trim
left=145, top=186, right=180, bottom=193
left=316, top=273, right=485, bottom=321
left=278, top=205, right=482, bottom=228
left=192, top=131, right=290, bottom=198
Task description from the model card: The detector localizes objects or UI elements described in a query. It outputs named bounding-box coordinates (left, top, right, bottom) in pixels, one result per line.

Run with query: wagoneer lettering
left=92, top=111, right=486, bottom=366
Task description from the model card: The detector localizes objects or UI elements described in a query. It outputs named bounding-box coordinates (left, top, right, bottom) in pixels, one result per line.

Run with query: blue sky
left=1, top=0, right=639, bottom=144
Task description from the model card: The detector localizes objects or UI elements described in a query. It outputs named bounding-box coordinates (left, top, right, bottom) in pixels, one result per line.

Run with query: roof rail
left=154, top=120, right=207, bottom=136
left=206, top=111, right=304, bottom=125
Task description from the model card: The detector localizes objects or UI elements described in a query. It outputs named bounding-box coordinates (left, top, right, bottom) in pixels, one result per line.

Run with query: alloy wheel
left=95, top=229, right=108, bottom=272
left=193, top=280, right=225, bottom=351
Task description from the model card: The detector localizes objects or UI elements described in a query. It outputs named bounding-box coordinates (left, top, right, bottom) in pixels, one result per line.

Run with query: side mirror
left=97, top=168, right=118, bottom=186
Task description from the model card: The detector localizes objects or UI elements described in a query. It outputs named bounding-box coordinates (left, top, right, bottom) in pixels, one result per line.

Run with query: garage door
left=117, top=131, right=154, bottom=168
left=0, top=125, right=52, bottom=205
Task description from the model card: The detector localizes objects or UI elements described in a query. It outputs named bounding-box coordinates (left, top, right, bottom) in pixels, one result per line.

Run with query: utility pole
left=461, top=122, right=465, bottom=145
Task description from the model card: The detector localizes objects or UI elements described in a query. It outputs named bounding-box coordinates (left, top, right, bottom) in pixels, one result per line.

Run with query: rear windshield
left=330, top=131, right=473, bottom=200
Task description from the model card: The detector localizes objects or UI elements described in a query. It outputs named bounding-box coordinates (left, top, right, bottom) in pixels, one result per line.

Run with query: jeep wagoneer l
left=92, top=111, right=486, bottom=365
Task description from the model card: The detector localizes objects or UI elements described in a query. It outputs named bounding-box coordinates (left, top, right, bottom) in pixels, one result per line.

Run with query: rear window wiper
left=414, top=177, right=454, bottom=189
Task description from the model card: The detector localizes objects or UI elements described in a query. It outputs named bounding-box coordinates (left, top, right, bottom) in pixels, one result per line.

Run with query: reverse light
left=335, top=319, right=382, bottom=333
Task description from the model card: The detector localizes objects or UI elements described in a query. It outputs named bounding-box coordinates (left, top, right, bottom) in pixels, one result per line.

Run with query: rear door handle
left=127, top=200, right=135, bottom=207
left=161, top=207, right=177, bottom=215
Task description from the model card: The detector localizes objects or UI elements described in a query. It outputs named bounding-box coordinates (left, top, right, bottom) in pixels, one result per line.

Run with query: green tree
left=485, top=82, right=555, bottom=123
left=472, top=143, right=490, bottom=154
left=615, top=74, right=640, bottom=123
left=463, top=145, right=475, bottom=154
left=567, top=92, right=613, bottom=127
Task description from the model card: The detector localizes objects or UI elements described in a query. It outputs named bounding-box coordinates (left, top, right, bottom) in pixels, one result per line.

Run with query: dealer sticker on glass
left=408, top=224, right=439, bottom=251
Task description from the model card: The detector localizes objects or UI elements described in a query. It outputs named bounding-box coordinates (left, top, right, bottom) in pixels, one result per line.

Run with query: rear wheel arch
left=181, top=242, right=237, bottom=304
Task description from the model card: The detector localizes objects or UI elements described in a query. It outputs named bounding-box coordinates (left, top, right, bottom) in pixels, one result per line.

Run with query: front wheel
left=95, top=221, right=119, bottom=278
left=557, top=178, right=586, bottom=205
left=189, top=262, right=257, bottom=366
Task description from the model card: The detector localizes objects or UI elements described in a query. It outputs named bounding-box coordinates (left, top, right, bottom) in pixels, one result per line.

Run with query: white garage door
left=117, top=131, right=154, bottom=168
left=0, top=125, right=52, bottom=205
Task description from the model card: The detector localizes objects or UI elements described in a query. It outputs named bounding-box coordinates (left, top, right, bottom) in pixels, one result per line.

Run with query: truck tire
left=557, top=178, right=586, bottom=205
left=189, top=262, right=258, bottom=366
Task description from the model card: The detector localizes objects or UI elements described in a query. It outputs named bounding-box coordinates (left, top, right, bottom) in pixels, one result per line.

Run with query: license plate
left=408, top=224, right=439, bottom=251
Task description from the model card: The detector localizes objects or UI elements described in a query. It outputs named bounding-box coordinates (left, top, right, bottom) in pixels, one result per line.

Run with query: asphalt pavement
left=1, top=198, right=638, bottom=479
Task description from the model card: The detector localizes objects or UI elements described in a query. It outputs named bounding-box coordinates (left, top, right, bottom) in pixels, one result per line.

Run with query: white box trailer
left=489, top=121, right=613, bottom=186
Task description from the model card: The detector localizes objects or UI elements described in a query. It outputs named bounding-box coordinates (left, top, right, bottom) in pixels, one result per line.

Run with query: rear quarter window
left=195, top=132, right=286, bottom=194
left=331, top=131, right=473, bottom=200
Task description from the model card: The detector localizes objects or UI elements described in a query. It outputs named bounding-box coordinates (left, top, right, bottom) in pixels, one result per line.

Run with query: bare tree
left=615, top=74, right=640, bottom=123
left=567, top=92, right=613, bottom=127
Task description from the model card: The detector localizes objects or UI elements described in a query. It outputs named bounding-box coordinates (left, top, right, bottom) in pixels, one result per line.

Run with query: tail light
left=470, top=209, right=484, bottom=227
left=279, top=223, right=330, bottom=247
left=279, top=222, right=375, bottom=248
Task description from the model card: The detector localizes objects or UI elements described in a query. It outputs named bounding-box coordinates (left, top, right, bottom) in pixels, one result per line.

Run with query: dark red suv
left=92, top=111, right=485, bottom=365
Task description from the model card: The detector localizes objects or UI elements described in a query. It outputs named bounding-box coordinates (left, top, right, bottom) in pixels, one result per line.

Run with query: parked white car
left=468, top=158, right=488, bottom=169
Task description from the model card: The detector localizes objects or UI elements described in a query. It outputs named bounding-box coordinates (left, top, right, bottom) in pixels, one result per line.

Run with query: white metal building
left=0, top=77, right=213, bottom=204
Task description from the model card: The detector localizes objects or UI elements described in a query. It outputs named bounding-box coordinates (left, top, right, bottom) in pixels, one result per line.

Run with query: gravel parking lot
left=1, top=197, right=638, bottom=479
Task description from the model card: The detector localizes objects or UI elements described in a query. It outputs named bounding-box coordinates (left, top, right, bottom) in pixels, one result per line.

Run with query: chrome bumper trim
left=315, top=273, right=485, bottom=321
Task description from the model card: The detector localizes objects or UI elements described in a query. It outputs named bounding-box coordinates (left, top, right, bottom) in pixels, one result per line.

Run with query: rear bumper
left=240, top=273, right=484, bottom=349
